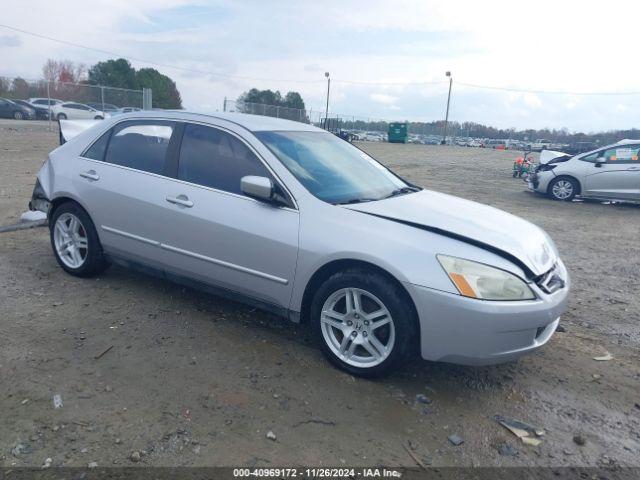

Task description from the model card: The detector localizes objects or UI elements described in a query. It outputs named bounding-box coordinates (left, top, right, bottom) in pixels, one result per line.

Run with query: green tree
left=87, top=58, right=138, bottom=90
left=238, top=88, right=305, bottom=111
left=283, top=91, right=305, bottom=110
left=135, top=68, right=182, bottom=109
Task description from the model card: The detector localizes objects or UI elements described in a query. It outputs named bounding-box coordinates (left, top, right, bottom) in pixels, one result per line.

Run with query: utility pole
left=324, top=72, right=330, bottom=130
left=442, top=71, right=452, bottom=145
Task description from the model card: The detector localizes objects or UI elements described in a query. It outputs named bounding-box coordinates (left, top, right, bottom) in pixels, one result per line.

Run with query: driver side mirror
left=241, top=175, right=275, bottom=202
left=594, top=157, right=606, bottom=167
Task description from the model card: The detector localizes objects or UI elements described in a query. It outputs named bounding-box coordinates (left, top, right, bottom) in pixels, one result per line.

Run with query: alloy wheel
left=320, top=287, right=395, bottom=368
left=53, top=212, right=89, bottom=269
left=552, top=179, right=574, bottom=200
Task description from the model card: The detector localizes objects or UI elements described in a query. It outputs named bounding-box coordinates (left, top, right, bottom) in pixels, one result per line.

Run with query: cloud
left=1, top=0, right=640, bottom=131
left=0, top=35, right=21, bottom=47
left=370, top=93, right=398, bottom=104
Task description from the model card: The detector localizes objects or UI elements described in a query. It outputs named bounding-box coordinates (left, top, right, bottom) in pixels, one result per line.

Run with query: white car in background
left=27, top=97, right=64, bottom=109
left=528, top=139, right=640, bottom=202
left=51, top=102, right=109, bottom=121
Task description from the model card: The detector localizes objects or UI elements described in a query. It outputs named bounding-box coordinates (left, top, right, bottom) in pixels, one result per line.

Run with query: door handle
left=165, top=195, right=194, bottom=208
left=79, top=170, right=100, bottom=181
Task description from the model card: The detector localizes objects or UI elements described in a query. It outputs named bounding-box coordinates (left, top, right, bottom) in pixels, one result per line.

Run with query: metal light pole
left=442, top=71, right=452, bottom=145
left=324, top=72, right=330, bottom=130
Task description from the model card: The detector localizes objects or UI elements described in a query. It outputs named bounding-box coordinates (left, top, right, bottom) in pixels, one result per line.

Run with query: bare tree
left=42, top=59, right=87, bottom=84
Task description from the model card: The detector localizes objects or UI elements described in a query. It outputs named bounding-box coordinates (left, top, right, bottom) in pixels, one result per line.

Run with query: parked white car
left=29, top=111, right=569, bottom=376
left=528, top=139, right=640, bottom=202
left=27, top=97, right=64, bottom=109
left=51, top=102, right=109, bottom=121
left=530, top=139, right=552, bottom=152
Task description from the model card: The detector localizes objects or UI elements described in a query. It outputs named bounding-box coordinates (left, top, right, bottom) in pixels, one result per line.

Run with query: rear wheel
left=13, top=111, right=24, bottom=120
left=549, top=177, right=578, bottom=201
left=50, top=202, right=108, bottom=277
left=311, top=269, right=418, bottom=377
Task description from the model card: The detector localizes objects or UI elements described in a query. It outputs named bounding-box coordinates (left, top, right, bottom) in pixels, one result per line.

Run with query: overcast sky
left=1, top=0, right=639, bottom=132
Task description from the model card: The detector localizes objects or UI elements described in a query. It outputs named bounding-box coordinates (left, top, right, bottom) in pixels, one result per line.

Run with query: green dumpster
left=388, top=122, right=408, bottom=143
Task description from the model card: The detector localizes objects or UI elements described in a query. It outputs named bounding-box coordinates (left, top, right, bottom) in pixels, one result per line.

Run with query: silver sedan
left=30, top=111, right=570, bottom=376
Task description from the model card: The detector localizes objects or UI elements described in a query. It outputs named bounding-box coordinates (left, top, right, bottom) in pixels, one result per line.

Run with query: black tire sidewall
left=49, top=202, right=107, bottom=277
left=549, top=177, right=577, bottom=201
left=310, top=270, right=419, bottom=377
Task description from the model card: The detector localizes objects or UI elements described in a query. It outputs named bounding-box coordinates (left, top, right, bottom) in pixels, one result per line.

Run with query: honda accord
left=29, top=111, right=570, bottom=376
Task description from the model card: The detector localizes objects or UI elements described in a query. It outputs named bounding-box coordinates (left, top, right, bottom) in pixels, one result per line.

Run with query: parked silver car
left=529, top=139, right=640, bottom=202
left=30, top=112, right=570, bottom=376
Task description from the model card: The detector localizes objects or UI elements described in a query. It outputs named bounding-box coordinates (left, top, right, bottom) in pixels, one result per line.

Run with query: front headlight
left=437, top=255, right=536, bottom=301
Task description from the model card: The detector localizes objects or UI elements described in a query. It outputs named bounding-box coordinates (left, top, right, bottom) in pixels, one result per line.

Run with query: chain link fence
left=0, top=76, right=150, bottom=125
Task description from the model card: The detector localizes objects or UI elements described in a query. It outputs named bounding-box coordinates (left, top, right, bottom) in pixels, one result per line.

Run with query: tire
left=13, top=111, right=24, bottom=120
left=49, top=202, right=108, bottom=277
left=548, top=176, right=578, bottom=201
left=57, top=113, right=67, bottom=120
left=310, top=268, right=419, bottom=377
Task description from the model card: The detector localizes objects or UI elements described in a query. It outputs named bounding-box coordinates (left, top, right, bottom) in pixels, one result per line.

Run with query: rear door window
left=177, top=123, right=272, bottom=195
left=104, top=120, right=176, bottom=175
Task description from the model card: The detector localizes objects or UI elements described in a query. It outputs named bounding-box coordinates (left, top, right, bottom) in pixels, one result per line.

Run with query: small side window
left=83, top=130, right=111, bottom=161
left=104, top=120, right=176, bottom=175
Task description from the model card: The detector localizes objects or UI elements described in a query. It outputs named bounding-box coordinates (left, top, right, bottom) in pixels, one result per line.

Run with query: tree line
left=0, top=58, right=182, bottom=109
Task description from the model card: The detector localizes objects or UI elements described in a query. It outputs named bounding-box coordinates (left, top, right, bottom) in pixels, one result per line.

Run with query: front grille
left=535, top=264, right=565, bottom=294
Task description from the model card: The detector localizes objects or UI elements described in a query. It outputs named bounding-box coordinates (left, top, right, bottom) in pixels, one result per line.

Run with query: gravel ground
left=1, top=119, right=639, bottom=469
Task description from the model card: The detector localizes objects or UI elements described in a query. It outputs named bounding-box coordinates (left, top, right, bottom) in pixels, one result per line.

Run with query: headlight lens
left=437, top=255, right=536, bottom=301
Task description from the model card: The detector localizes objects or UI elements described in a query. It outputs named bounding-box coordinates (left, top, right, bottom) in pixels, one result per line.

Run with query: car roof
left=614, top=139, right=640, bottom=146
left=110, top=110, right=322, bottom=133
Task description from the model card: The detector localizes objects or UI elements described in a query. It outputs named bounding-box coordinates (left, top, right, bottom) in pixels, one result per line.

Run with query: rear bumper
left=405, top=265, right=570, bottom=365
left=28, top=179, right=51, bottom=215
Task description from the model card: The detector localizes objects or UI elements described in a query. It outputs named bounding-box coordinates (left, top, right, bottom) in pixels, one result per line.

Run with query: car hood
left=539, top=150, right=570, bottom=165
left=346, top=190, right=557, bottom=277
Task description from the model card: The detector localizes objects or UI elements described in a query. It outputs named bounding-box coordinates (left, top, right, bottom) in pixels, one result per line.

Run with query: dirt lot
left=1, top=119, right=639, bottom=469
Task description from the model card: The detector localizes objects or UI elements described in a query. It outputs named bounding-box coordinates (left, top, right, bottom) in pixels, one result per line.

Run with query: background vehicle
left=0, top=98, right=35, bottom=120
left=563, top=142, right=597, bottom=156
left=12, top=99, right=49, bottom=119
left=388, top=122, right=408, bottom=143
left=27, top=97, right=63, bottom=109
left=485, top=139, right=507, bottom=149
left=529, top=139, right=640, bottom=202
left=530, top=139, right=551, bottom=151
left=51, top=102, right=108, bottom=120
left=87, top=102, right=119, bottom=113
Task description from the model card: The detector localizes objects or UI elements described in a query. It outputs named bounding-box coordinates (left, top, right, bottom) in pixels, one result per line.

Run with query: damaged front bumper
left=28, top=178, right=51, bottom=216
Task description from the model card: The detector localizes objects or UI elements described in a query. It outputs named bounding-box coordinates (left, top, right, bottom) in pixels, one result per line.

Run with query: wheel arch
left=49, top=195, right=93, bottom=222
left=299, top=258, right=419, bottom=328
left=548, top=174, right=582, bottom=196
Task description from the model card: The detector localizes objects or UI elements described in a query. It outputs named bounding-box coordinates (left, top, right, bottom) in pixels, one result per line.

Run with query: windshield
left=255, top=131, right=413, bottom=204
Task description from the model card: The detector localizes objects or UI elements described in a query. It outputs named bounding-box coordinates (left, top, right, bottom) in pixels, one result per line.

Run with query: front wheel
left=549, top=177, right=578, bottom=201
left=13, top=111, right=24, bottom=120
left=50, top=202, right=108, bottom=277
left=310, top=269, right=418, bottom=377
